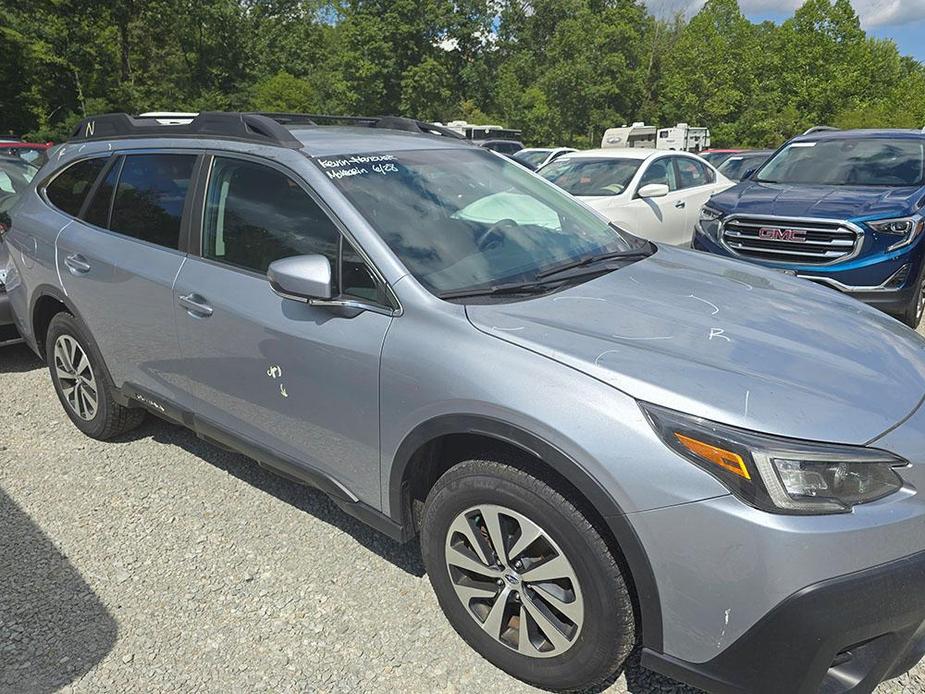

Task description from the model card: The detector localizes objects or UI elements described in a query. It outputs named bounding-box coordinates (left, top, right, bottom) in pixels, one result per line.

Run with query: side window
left=638, top=158, right=678, bottom=192
left=203, top=157, right=340, bottom=275
left=676, top=158, right=713, bottom=189
left=110, top=154, right=196, bottom=248
left=45, top=157, right=107, bottom=217
left=83, top=159, right=120, bottom=228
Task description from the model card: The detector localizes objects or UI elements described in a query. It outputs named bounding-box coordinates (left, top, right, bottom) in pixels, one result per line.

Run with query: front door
left=625, top=156, right=689, bottom=244
left=172, top=155, right=393, bottom=507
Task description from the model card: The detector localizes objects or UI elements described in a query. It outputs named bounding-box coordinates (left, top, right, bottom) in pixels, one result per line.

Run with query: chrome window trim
left=718, top=213, right=865, bottom=266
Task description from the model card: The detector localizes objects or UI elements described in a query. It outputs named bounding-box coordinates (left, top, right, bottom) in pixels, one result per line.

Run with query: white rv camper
left=600, top=122, right=657, bottom=149
left=656, top=123, right=711, bottom=152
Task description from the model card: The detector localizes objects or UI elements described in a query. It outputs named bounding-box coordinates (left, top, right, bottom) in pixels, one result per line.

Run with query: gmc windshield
left=756, top=138, right=925, bottom=186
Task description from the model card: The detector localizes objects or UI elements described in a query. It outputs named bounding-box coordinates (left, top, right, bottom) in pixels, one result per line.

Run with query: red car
left=0, top=140, right=53, bottom=167
left=699, top=148, right=744, bottom=167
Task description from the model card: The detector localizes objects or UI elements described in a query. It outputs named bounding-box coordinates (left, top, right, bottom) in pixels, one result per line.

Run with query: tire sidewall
left=421, top=464, right=634, bottom=691
left=46, top=312, right=115, bottom=438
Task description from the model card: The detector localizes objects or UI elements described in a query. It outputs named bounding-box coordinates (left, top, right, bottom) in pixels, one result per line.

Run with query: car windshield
left=539, top=157, right=642, bottom=197
left=718, top=153, right=770, bottom=181
left=756, top=138, right=925, bottom=186
left=319, top=148, right=644, bottom=296
left=701, top=152, right=735, bottom=166
left=513, top=150, right=551, bottom=168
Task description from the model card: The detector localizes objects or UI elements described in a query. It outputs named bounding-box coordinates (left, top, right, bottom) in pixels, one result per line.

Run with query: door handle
left=178, top=293, right=214, bottom=318
left=64, top=253, right=91, bottom=274
left=674, top=200, right=686, bottom=209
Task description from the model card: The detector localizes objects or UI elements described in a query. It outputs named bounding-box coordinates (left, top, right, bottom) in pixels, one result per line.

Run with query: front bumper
left=643, top=548, right=925, bottom=694
left=692, top=228, right=921, bottom=317
left=0, top=289, right=21, bottom=345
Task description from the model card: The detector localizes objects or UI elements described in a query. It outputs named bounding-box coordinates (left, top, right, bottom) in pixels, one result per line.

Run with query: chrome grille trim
left=719, top=214, right=864, bottom=266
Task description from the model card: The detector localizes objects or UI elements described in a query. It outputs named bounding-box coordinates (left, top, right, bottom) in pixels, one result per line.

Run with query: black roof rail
left=250, top=112, right=465, bottom=139
left=802, top=125, right=839, bottom=135
left=68, top=112, right=304, bottom=148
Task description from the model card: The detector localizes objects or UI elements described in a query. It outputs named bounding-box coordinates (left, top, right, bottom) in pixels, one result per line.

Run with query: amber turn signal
left=674, top=433, right=751, bottom=480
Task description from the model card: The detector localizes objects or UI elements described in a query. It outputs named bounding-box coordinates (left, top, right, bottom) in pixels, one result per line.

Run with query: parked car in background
left=716, top=150, right=774, bottom=181
left=700, top=149, right=744, bottom=167
left=512, top=147, right=577, bottom=170
left=6, top=112, right=925, bottom=694
left=694, top=128, right=925, bottom=327
left=475, top=139, right=526, bottom=156
left=0, top=141, right=53, bottom=167
left=0, top=155, right=36, bottom=346
left=539, top=148, right=732, bottom=245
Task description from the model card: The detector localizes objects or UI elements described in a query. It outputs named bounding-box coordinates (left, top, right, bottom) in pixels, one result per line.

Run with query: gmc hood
left=711, top=181, right=923, bottom=219
left=466, top=246, right=925, bottom=445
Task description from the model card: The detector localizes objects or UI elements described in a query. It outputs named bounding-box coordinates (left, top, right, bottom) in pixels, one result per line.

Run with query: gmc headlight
left=698, top=205, right=723, bottom=240
left=642, top=402, right=905, bottom=514
left=868, top=214, right=924, bottom=251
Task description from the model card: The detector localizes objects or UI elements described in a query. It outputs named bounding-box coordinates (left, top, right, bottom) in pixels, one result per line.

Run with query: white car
left=538, top=148, right=733, bottom=245
left=512, top=147, right=577, bottom=170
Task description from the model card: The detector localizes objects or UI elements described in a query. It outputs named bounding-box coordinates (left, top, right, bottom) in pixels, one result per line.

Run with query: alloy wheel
left=444, top=504, right=584, bottom=658
left=53, top=334, right=99, bottom=421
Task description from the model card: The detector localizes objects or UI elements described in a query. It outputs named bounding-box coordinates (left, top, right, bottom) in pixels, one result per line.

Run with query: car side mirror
left=267, top=255, right=334, bottom=302
left=637, top=183, right=670, bottom=199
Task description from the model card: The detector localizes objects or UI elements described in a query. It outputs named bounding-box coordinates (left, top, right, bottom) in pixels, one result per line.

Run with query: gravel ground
left=2, top=341, right=925, bottom=694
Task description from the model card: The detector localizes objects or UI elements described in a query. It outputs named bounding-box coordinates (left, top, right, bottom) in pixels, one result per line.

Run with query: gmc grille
left=722, top=217, right=858, bottom=265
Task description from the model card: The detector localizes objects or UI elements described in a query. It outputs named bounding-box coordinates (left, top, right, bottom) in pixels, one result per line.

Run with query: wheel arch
left=389, top=413, right=663, bottom=651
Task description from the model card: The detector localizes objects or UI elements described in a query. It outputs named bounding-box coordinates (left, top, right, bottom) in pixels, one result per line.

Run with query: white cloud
left=646, top=0, right=925, bottom=27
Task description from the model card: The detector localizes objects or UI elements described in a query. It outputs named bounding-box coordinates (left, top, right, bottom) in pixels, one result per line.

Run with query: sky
left=648, top=0, right=925, bottom=61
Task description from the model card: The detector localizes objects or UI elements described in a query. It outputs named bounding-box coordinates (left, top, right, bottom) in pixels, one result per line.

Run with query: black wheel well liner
left=29, top=285, right=74, bottom=358
left=389, top=414, right=663, bottom=651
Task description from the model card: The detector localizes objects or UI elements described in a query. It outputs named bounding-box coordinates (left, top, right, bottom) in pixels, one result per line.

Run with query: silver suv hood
left=466, top=246, right=925, bottom=445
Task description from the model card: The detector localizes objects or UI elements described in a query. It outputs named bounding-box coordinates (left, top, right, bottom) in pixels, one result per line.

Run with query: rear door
left=171, top=153, right=394, bottom=506
left=56, top=151, right=200, bottom=399
left=673, top=156, right=725, bottom=235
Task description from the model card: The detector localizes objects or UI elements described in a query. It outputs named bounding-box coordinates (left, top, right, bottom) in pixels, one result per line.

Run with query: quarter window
left=110, top=154, right=196, bottom=248
left=202, top=157, right=340, bottom=276
left=45, top=157, right=107, bottom=217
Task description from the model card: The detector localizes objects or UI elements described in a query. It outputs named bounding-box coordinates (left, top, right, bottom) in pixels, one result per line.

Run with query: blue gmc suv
left=693, top=129, right=925, bottom=327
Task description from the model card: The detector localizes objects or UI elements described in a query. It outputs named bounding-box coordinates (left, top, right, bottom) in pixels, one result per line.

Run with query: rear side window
left=45, top=158, right=107, bottom=217
left=202, top=157, right=340, bottom=274
left=110, top=154, right=196, bottom=248
left=675, top=158, right=714, bottom=188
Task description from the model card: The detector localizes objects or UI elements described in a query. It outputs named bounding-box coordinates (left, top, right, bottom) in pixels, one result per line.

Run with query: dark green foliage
left=1, top=0, right=923, bottom=146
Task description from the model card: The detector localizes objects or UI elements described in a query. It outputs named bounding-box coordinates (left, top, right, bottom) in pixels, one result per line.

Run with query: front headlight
left=698, top=205, right=723, bottom=240
left=868, top=214, right=924, bottom=251
left=641, top=402, right=905, bottom=514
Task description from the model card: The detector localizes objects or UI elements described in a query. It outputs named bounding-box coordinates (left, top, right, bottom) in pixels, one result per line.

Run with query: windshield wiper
left=535, top=244, right=653, bottom=280
left=438, top=279, right=564, bottom=300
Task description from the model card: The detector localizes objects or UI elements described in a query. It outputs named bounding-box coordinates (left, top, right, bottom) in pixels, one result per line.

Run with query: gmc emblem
left=758, top=227, right=807, bottom=242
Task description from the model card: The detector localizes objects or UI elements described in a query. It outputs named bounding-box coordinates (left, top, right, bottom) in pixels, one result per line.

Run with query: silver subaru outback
left=4, top=112, right=925, bottom=693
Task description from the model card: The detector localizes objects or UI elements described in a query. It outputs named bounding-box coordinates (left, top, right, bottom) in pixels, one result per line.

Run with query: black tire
left=900, top=270, right=925, bottom=329
left=421, top=459, right=636, bottom=692
left=46, top=312, right=145, bottom=440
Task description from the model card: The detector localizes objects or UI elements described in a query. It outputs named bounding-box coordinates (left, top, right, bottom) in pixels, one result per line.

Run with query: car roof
left=288, top=126, right=474, bottom=157
left=562, top=148, right=665, bottom=160
left=791, top=128, right=925, bottom=144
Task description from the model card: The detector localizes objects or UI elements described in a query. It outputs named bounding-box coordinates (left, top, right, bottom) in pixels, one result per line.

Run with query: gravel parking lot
left=3, top=341, right=925, bottom=694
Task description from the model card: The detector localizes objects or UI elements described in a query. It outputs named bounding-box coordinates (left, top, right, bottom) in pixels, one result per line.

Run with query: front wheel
left=421, top=459, right=636, bottom=691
